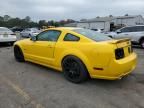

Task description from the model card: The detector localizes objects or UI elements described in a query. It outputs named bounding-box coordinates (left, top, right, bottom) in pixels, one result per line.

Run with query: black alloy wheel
left=14, top=46, right=25, bottom=62
left=62, top=56, right=88, bottom=83
left=140, top=39, right=144, bottom=49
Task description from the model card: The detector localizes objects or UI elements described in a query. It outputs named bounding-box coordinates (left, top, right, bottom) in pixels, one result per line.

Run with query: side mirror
left=108, top=35, right=113, bottom=38
left=116, top=30, right=121, bottom=34
left=31, top=36, right=37, bottom=41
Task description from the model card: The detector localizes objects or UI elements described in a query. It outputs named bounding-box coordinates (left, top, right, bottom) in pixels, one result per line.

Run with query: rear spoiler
left=108, top=38, right=131, bottom=44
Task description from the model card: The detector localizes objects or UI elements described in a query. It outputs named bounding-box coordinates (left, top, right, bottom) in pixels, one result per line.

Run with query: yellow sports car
left=14, top=27, right=137, bottom=83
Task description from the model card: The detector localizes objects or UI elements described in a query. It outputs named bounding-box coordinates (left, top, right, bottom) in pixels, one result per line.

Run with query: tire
left=14, top=46, right=25, bottom=62
left=9, top=42, right=15, bottom=46
left=29, top=34, right=31, bottom=38
left=140, top=39, right=144, bottom=49
left=62, top=56, right=89, bottom=83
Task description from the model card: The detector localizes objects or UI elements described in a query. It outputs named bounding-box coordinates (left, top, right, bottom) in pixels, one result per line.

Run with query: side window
left=25, top=29, right=30, bottom=31
left=135, top=26, right=144, bottom=32
left=121, top=27, right=130, bottom=33
left=128, top=27, right=136, bottom=32
left=64, top=33, right=80, bottom=41
left=37, top=30, right=61, bottom=41
left=141, top=26, right=144, bottom=31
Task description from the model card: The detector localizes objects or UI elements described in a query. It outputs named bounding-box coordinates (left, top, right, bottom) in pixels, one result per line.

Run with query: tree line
left=0, top=15, right=76, bottom=29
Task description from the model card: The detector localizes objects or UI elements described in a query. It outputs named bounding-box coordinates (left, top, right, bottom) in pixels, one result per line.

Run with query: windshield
left=73, top=29, right=112, bottom=41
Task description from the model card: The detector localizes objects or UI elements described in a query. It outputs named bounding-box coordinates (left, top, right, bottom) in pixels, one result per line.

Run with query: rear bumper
left=90, top=53, right=137, bottom=80
left=0, top=37, right=17, bottom=42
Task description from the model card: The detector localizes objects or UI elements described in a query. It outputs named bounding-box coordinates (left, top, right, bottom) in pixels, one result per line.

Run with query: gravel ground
left=0, top=44, right=144, bottom=108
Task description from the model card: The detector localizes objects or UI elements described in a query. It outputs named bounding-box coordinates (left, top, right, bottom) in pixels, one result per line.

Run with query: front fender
left=14, top=41, right=23, bottom=50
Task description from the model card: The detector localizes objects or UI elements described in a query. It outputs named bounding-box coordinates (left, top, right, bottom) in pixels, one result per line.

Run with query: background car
left=106, top=25, right=144, bottom=48
left=20, top=28, right=41, bottom=38
left=14, top=27, right=137, bottom=83
left=91, top=28, right=103, bottom=33
left=11, top=27, right=23, bottom=33
left=0, top=27, right=17, bottom=45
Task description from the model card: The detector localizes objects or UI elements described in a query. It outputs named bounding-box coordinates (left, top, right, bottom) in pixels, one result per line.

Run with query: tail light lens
left=11, top=33, right=16, bottom=35
left=115, top=48, right=125, bottom=60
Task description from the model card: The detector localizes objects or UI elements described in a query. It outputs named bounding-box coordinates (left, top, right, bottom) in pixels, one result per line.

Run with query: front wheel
left=14, top=46, right=25, bottom=62
left=9, top=42, right=15, bottom=46
left=140, top=39, right=144, bottom=49
left=62, top=56, right=89, bottom=83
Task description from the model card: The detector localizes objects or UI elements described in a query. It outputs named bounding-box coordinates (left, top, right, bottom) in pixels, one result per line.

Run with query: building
left=77, top=15, right=144, bottom=31
left=113, top=15, right=144, bottom=26
left=77, top=17, right=114, bottom=31
left=64, top=23, right=77, bottom=27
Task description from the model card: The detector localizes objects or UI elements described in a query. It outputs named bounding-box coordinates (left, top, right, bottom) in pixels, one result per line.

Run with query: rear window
left=0, top=27, right=11, bottom=32
left=64, top=33, right=80, bottom=41
left=73, top=29, right=112, bottom=42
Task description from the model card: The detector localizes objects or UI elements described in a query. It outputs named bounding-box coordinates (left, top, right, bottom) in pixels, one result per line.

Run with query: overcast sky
left=0, top=0, right=144, bottom=21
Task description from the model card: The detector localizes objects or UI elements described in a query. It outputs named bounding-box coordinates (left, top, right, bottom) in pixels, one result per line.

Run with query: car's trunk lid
left=0, top=31, right=15, bottom=38
left=108, top=38, right=131, bottom=47
left=108, top=38, right=133, bottom=60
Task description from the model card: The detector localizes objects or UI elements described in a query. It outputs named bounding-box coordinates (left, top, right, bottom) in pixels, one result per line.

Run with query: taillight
left=11, top=34, right=16, bottom=35
left=115, top=48, right=125, bottom=60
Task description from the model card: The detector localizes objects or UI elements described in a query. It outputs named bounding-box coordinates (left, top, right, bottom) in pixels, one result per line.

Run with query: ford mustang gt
left=14, top=27, right=137, bottom=83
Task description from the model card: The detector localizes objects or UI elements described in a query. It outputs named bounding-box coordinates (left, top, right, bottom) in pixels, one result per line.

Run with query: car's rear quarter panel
left=54, top=41, right=115, bottom=77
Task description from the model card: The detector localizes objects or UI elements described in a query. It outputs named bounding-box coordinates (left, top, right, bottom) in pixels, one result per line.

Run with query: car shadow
left=25, top=61, right=63, bottom=78
left=0, top=43, right=13, bottom=48
left=24, top=61, right=138, bottom=89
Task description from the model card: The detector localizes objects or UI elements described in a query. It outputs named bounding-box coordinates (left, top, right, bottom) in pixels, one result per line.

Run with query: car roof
left=134, top=25, right=144, bottom=26
left=122, top=25, right=144, bottom=28
left=0, top=27, right=8, bottom=29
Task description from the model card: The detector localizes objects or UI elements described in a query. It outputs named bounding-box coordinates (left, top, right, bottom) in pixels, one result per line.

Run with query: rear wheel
left=14, top=46, right=25, bottom=62
left=140, top=39, right=144, bottom=49
left=9, top=42, right=15, bottom=46
left=62, top=56, right=89, bottom=83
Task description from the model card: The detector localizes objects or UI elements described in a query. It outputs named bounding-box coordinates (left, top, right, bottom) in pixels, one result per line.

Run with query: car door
left=25, top=30, right=61, bottom=65
left=115, top=26, right=142, bottom=42
left=114, top=27, right=133, bottom=39
left=130, top=26, right=144, bottom=42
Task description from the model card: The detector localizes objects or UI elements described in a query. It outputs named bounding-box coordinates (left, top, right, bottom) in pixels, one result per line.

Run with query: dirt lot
left=0, top=45, right=144, bottom=108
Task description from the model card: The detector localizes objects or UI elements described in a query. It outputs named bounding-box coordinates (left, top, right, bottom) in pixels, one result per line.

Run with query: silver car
left=20, top=28, right=41, bottom=38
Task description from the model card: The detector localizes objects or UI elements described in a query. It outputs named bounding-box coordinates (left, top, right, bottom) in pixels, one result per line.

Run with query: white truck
left=107, top=25, right=144, bottom=48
